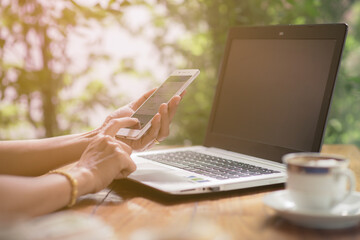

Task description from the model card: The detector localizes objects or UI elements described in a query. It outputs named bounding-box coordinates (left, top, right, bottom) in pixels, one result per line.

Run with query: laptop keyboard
left=138, top=151, right=280, bottom=180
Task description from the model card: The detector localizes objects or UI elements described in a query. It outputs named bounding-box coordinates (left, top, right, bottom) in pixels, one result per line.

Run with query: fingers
left=103, top=88, right=158, bottom=128
left=104, top=136, right=132, bottom=155
left=115, top=89, right=184, bottom=151
left=156, top=95, right=181, bottom=141
left=179, top=90, right=186, bottom=98
left=114, top=138, right=132, bottom=155
left=167, top=95, right=181, bottom=121
left=104, top=137, right=136, bottom=179
left=112, top=145, right=137, bottom=178
left=76, top=133, right=138, bottom=193
left=101, top=117, right=139, bottom=137
left=95, top=135, right=136, bottom=178
left=108, top=106, right=134, bottom=119
left=136, top=113, right=162, bottom=151
left=101, top=106, right=134, bottom=130
left=157, top=103, right=170, bottom=141
left=116, top=153, right=137, bottom=179
left=92, top=133, right=133, bottom=156
left=129, top=88, right=157, bottom=111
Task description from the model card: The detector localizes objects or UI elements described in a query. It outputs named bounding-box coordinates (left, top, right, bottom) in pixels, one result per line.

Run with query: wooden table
left=66, top=144, right=360, bottom=239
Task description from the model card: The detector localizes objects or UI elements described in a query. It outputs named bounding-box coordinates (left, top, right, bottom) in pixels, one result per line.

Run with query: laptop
left=129, top=23, right=348, bottom=194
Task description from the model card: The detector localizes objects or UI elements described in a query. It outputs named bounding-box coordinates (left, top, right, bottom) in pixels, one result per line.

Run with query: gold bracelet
left=48, top=170, right=78, bottom=208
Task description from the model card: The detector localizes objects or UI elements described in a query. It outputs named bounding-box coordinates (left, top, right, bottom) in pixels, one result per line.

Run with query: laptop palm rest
left=129, top=161, right=214, bottom=193
left=131, top=162, right=187, bottom=183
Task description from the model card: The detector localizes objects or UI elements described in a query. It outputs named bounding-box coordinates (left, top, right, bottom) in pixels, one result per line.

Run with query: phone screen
left=131, top=75, right=192, bottom=129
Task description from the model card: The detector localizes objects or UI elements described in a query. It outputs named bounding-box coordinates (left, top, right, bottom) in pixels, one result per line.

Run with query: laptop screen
left=205, top=24, right=347, bottom=162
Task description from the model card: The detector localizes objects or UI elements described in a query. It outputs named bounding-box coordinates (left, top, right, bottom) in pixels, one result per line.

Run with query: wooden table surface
left=65, top=144, right=360, bottom=240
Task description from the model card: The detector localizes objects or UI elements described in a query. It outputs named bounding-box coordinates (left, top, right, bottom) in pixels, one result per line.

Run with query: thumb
left=102, top=117, right=139, bottom=137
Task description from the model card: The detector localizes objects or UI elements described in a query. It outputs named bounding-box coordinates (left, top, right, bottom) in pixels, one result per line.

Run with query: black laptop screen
left=211, top=39, right=336, bottom=152
left=205, top=24, right=347, bottom=162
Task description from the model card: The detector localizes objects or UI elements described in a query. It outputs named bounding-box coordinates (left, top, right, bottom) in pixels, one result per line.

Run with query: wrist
left=48, top=170, right=78, bottom=207
left=79, top=130, right=100, bottom=145
left=68, top=167, right=95, bottom=196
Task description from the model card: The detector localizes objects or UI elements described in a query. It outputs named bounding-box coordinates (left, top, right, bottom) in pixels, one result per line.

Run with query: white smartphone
left=116, top=69, right=200, bottom=140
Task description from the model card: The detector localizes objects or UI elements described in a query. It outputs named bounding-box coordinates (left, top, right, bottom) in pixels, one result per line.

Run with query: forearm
left=0, top=168, right=93, bottom=219
left=0, top=131, right=98, bottom=176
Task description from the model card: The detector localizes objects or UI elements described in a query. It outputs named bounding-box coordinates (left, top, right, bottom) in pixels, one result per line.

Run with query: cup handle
left=332, top=168, right=356, bottom=207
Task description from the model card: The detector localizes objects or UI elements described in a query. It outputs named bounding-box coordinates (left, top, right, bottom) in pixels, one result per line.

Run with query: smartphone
left=116, top=69, right=200, bottom=140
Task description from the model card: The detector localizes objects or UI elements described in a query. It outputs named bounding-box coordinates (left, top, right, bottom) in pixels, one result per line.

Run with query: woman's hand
left=73, top=117, right=138, bottom=193
left=98, top=88, right=184, bottom=151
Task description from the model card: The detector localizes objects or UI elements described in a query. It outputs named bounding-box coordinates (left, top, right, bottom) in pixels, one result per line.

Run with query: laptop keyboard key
left=138, top=151, right=280, bottom=180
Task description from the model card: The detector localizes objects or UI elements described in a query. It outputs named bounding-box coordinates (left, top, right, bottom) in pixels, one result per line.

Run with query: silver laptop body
left=129, top=23, right=348, bottom=194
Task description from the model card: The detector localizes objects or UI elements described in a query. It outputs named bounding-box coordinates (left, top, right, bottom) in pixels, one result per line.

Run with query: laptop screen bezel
left=204, top=23, right=348, bottom=162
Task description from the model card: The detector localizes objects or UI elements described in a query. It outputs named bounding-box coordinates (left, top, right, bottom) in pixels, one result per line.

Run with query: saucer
left=263, top=190, right=360, bottom=229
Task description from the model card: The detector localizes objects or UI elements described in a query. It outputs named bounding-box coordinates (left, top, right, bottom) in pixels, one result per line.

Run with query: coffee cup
left=282, top=152, right=356, bottom=211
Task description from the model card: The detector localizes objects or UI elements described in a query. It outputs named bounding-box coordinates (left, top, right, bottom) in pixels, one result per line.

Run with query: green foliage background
left=1, top=0, right=360, bottom=147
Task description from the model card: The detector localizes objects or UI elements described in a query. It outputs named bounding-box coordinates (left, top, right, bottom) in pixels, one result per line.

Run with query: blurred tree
left=324, top=1, right=360, bottom=145
left=1, top=0, right=360, bottom=147
left=133, top=0, right=360, bottom=146
left=0, top=0, right=129, bottom=138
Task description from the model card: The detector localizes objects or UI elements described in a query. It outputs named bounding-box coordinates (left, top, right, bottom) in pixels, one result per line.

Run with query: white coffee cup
left=282, top=152, right=356, bottom=211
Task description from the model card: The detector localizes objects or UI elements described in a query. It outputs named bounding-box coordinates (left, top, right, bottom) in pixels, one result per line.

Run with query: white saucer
left=263, top=190, right=360, bottom=229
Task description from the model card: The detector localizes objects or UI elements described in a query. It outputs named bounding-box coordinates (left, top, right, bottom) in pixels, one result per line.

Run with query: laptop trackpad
left=130, top=162, right=189, bottom=183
